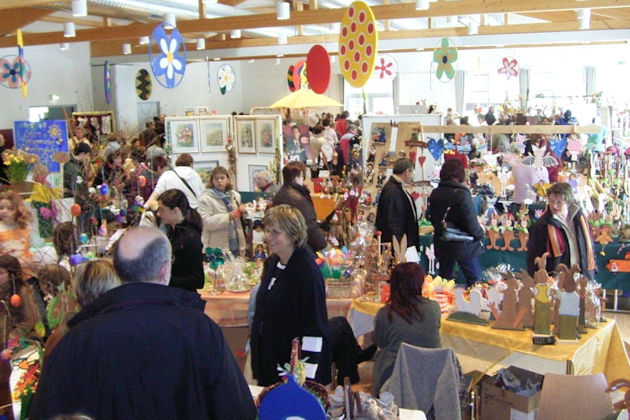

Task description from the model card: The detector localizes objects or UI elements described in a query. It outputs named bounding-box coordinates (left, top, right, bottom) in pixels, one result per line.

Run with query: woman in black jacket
left=251, top=205, right=331, bottom=386
left=426, top=159, right=485, bottom=286
left=157, top=189, right=204, bottom=292
left=272, top=161, right=327, bottom=252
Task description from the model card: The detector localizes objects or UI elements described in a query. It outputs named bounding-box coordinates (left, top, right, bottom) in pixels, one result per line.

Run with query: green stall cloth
left=418, top=235, right=630, bottom=290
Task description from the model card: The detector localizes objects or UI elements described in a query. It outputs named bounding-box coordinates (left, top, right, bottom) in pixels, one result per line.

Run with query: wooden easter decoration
left=491, top=272, right=526, bottom=330
left=515, top=218, right=529, bottom=252
left=532, top=252, right=554, bottom=340
left=391, top=234, right=407, bottom=265
left=448, top=286, right=489, bottom=325
left=500, top=216, right=515, bottom=251
left=486, top=214, right=501, bottom=250
left=514, top=269, right=535, bottom=329
left=555, top=263, right=580, bottom=341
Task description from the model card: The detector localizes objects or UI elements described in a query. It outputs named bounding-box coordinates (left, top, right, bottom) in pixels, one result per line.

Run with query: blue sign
left=14, top=120, right=68, bottom=172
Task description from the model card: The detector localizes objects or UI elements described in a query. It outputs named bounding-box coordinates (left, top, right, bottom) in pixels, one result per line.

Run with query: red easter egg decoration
left=306, top=45, right=331, bottom=94
left=10, top=294, right=22, bottom=307
left=0, top=349, right=11, bottom=361
left=138, top=175, right=147, bottom=187
left=71, top=203, right=82, bottom=217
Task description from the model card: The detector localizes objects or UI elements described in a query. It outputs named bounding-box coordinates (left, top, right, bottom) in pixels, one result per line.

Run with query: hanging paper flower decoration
left=432, top=38, right=457, bottom=81
left=0, top=55, right=31, bottom=89
left=374, top=54, right=398, bottom=81
left=17, top=29, right=27, bottom=98
left=104, top=60, right=112, bottom=104
left=148, top=23, right=187, bottom=89
left=497, top=57, right=519, bottom=80
left=217, top=64, right=235, bottom=95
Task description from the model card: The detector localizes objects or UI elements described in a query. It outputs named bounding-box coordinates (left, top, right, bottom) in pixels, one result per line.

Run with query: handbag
left=440, top=192, right=474, bottom=242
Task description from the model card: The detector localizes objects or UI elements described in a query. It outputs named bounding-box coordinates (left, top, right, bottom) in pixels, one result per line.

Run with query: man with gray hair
left=375, top=158, right=419, bottom=250
left=31, top=227, right=256, bottom=419
left=254, top=169, right=279, bottom=199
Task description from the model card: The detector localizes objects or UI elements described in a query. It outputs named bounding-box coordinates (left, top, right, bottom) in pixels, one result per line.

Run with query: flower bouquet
left=1, top=149, right=39, bottom=192
left=316, top=247, right=355, bottom=298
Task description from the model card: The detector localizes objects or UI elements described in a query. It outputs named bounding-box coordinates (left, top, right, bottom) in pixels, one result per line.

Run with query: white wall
left=3, top=42, right=630, bottom=133
left=0, top=42, right=92, bottom=129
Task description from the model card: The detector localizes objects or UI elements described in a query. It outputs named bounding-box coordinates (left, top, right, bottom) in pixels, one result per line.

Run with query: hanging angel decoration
left=522, top=144, right=558, bottom=184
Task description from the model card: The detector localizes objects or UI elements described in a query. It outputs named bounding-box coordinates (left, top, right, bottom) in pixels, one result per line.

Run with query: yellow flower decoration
left=433, top=38, right=457, bottom=81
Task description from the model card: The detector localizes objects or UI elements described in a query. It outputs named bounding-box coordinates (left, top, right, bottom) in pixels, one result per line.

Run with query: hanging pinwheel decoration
left=148, top=23, right=186, bottom=89
left=497, top=57, right=519, bottom=80
left=374, top=54, right=398, bottom=81
left=217, top=64, right=235, bottom=95
left=432, top=38, right=458, bottom=82
left=0, top=55, right=31, bottom=89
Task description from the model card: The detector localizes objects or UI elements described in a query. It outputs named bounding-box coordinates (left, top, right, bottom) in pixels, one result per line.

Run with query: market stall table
left=348, top=294, right=630, bottom=379
left=200, top=290, right=354, bottom=327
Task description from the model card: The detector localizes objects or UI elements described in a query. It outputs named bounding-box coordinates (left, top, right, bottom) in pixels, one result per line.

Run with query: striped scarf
left=546, top=213, right=595, bottom=271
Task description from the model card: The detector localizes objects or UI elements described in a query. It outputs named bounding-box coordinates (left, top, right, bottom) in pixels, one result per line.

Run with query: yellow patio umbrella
left=269, top=88, right=343, bottom=108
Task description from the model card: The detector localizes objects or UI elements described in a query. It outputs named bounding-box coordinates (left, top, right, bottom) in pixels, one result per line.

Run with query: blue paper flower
left=149, top=24, right=186, bottom=89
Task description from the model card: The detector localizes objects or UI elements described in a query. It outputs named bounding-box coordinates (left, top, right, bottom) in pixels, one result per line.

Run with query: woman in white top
left=145, top=153, right=204, bottom=210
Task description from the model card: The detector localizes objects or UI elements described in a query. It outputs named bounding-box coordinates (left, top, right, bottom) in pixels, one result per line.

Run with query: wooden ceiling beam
left=1, top=0, right=628, bottom=48
left=0, top=7, right=53, bottom=37
left=40, top=15, right=106, bottom=28
left=0, top=0, right=56, bottom=10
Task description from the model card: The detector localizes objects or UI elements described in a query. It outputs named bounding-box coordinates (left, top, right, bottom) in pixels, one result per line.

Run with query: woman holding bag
left=198, top=166, right=247, bottom=257
left=426, top=158, right=485, bottom=286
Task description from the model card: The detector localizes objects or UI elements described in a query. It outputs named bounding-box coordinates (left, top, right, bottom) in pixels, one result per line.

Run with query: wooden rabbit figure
left=492, top=273, right=525, bottom=330
left=556, top=264, right=580, bottom=340
left=515, top=269, right=535, bottom=329
left=391, top=234, right=408, bottom=265
left=501, top=216, right=515, bottom=251
left=516, top=218, right=529, bottom=252
left=486, top=214, right=501, bottom=250
left=533, top=253, right=552, bottom=336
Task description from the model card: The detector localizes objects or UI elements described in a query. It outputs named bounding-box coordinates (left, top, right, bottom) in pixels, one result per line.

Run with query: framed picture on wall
left=255, top=120, right=276, bottom=154
left=195, top=160, right=219, bottom=185
left=167, top=117, right=199, bottom=154
left=199, top=116, right=229, bottom=153
left=248, top=164, right=267, bottom=191
left=197, top=106, right=209, bottom=116
left=236, top=119, right=256, bottom=154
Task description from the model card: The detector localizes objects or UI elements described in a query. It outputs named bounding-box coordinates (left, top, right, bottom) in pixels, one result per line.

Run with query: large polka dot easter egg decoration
left=338, top=1, right=378, bottom=88
left=306, top=45, right=331, bottom=94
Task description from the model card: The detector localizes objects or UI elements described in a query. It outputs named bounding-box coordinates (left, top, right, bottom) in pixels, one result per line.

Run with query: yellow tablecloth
left=349, top=295, right=630, bottom=379
left=201, top=290, right=353, bottom=328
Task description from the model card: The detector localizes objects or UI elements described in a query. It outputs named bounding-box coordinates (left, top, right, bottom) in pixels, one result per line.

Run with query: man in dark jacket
left=527, top=182, right=596, bottom=279
left=375, top=158, right=419, bottom=250
left=30, top=227, right=256, bottom=420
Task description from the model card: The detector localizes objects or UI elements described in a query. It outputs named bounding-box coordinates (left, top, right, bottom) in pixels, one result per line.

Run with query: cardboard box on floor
left=480, top=366, right=543, bottom=420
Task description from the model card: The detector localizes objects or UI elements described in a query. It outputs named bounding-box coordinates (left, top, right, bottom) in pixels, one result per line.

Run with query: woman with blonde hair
left=198, top=166, right=246, bottom=256
left=250, top=204, right=331, bottom=386
left=44, top=259, right=121, bottom=361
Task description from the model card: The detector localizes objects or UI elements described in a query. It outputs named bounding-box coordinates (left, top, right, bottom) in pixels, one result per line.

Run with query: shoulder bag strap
left=170, top=169, right=197, bottom=198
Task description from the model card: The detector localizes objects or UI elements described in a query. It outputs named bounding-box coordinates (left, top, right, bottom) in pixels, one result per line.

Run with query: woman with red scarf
left=527, top=182, right=596, bottom=279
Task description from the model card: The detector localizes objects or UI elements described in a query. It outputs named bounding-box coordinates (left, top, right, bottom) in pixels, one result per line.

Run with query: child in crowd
left=0, top=191, right=34, bottom=279
left=253, top=244, right=267, bottom=261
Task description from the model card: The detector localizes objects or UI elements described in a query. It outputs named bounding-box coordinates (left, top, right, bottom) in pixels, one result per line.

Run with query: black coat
left=273, top=183, right=327, bottom=252
left=375, top=176, right=419, bottom=249
left=526, top=206, right=596, bottom=279
left=30, top=283, right=256, bottom=420
left=167, top=219, right=205, bottom=292
left=426, top=180, right=485, bottom=259
left=251, top=247, right=331, bottom=387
